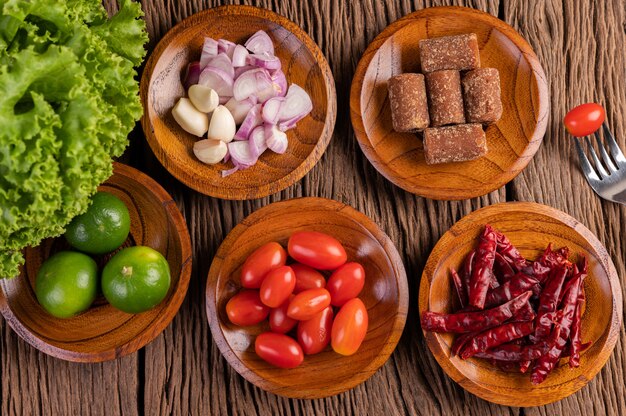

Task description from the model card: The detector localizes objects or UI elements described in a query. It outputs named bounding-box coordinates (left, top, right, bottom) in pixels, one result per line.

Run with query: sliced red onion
left=199, top=67, right=234, bottom=97
left=223, top=148, right=230, bottom=163
left=206, top=53, right=234, bottom=79
left=221, top=166, right=239, bottom=177
left=278, top=116, right=299, bottom=132
left=246, top=52, right=281, bottom=71
left=200, top=38, right=218, bottom=68
left=271, top=69, right=288, bottom=97
left=218, top=39, right=236, bottom=59
left=233, top=68, right=275, bottom=102
left=234, top=104, right=263, bottom=140
left=182, top=61, right=201, bottom=89
left=228, top=140, right=258, bottom=168
left=232, top=45, right=249, bottom=67
left=225, top=96, right=257, bottom=124
left=262, top=97, right=285, bottom=125
left=248, top=126, right=268, bottom=159
left=244, top=30, right=274, bottom=55
left=219, top=95, right=232, bottom=105
left=264, top=124, right=288, bottom=154
left=279, top=84, right=313, bottom=120
left=234, top=65, right=256, bottom=79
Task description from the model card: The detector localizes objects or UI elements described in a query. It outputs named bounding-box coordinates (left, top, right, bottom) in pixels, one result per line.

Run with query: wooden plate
left=0, top=162, right=192, bottom=362
left=350, top=6, right=549, bottom=200
left=206, top=197, right=408, bottom=398
left=141, top=5, right=336, bottom=200
left=418, top=202, right=622, bottom=406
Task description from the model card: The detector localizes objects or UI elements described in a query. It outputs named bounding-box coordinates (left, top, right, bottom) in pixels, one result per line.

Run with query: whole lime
left=65, top=191, right=131, bottom=254
left=101, top=246, right=171, bottom=314
left=35, top=251, right=98, bottom=318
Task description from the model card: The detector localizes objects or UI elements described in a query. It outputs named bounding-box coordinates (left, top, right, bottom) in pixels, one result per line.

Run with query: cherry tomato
left=327, top=262, right=365, bottom=307
left=287, top=231, right=347, bottom=270
left=563, top=103, right=605, bottom=137
left=260, top=265, right=296, bottom=308
left=269, top=296, right=298, bottom=333
left=225, top=290, right=269, bottom=326
left=241, top=242, right=287, bottom=288
left=331, top=298, right=368, bottom=356
left=291, top=263, right=326, bottom=293
left=255, top=332, right=304, bottom=369
left=287, top=288, right=331, bottom=321
left=297, top=306, right=333, bottom=355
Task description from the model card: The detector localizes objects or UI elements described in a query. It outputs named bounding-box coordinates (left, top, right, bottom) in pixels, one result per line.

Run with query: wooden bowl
left=0, top=162, right=192, bottom=362
left=350, top=6, right=549, bottom=200
left=141, top=5, right=336, bottom=200
left=418, top=202, right=622, bottom=406
left=206, top=197, right=408, bottom=398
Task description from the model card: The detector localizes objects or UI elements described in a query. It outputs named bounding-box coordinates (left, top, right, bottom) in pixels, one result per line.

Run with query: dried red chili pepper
left=494, top=230, right=527, bottom=272
left=421, top=291, right=532, bottom=333
left=509, top=301, right=535, bottom=323
left=534, top=264, right=569, bottom=339
left=462, top=249, right=476, bottom=297
left=526, top=244, right=571, bottom=283
left=451, top=331, right=476, bottom=356
left=450, top=268, right=467, bottom=308
left=494, top=252, right=516, bottom=283
left=569, top=258, right=587, bottom=368
left=469, top=225, right=498, bottom=309
left=558, top=256, right=588, bottom=305
left=474, top=326, right=561, bottom=362
left=519, top=360, right=531, bottom=373
left=484, top=272, right=540, bottom=308
left=459, top=321, right=534, bottom=359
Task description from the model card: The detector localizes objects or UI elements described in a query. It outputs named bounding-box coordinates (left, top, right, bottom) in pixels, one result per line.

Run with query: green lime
left=101, top=246, right=171, bottom=314
left=35, top=251, right=98, bottom=319
left=65, top=191, right=131, bottom=254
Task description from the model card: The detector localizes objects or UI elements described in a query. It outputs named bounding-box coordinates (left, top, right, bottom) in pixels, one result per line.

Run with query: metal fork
left=574, top=123, right=626, bottom=205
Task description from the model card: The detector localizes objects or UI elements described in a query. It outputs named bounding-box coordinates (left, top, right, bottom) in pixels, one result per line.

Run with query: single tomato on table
left=331, top=298, right=369, bottom=356
left=297, top=306, right=334, bottom=355
left=255, top=332, right=304, bottom=369
left=326, top=262, right=365, bottom=307
left=241, top=242, right=287, bottom=288
left=226, top=290, right=269, bottom=326
left=260, top=265, right=296, bottom=308
left=563, top=103, right=605, bottom=137
left=287, top=288, right=331, bottom=321
left=288, top=231, right=347, bottom=270
left=291, top=263, right=326, bottom=293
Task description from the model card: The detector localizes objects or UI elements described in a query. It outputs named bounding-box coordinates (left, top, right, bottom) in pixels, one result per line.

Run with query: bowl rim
left=140, top=5, right=337, bottom=200
left=349, top=5, right=550, bottom=200
left=205, top=196, right=409, bottom=398
left=0, top=162, right=193, bottom=363
left=418, top=201, right=622, bottom=406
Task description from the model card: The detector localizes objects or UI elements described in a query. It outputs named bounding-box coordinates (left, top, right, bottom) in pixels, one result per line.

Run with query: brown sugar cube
left=423, top=124, right=487, bottom=164
left=387, top=74, right=430, bottom=132
left=425, top=70, right=465, bottom=127
left=419, top=34, right=480, bottom=73
left=462, top=68, right=503, bottom=125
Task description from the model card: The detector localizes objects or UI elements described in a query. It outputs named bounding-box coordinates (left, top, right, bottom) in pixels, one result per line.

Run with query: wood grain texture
left=350, top=6, right=549, bottom=200
left=2, top=1, right=624, bottom=415
left=419, top=202, right=621, bottom=406
left=206, top=197, right=408, bottom=398
left=141, top=5, right=337, bottom=200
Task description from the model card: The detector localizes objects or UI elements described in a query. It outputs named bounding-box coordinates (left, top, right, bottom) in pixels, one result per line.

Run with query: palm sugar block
left=425, top=70, right=465, bottom=127
left=462, top=68, right=503, bottom=125
left=419, top=34, right=480, bottom=73
left=423, top=124, right=487, bottom=164
left=388, top=73, right=430, bottom=132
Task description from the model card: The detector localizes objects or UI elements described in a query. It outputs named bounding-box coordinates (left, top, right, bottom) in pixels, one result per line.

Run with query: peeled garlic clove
left=193, top=139, right=227, bottom=164
left=172, top=98, right=209, bottom=137
left=188, top=84, right=219, bottom=113
left=207, top=105, right=236, bottom=143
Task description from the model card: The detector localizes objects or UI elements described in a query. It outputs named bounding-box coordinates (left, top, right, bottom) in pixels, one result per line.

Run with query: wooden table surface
left=2, top=0, right=624, bottom=415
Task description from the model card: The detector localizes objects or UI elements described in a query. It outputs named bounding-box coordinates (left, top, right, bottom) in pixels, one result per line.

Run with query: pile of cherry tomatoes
left=226, top=231, right=369, bottom=368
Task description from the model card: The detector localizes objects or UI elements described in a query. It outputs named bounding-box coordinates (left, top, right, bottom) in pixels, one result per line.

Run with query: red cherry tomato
left=259, top=265, right=296, bottom=308
left=331, top=298, right=368, bottom=356
left=287, top=231, right=347, bottom=270
left=287, top=288, right=331, bottom=321
left=226, top=290, right=269, bottom=326
left=241, top=242, right=287, bottom=288
left=297, top=306, right=333, bottom=355
left=291, top=263, right=326, bottom=293
left=563, top=103, right=605, bottom=137
left=269, top=296, right=298, bottom=333
left=255, top=332, right=304, bottom=369
left=326, top=262, right=365, bottom=307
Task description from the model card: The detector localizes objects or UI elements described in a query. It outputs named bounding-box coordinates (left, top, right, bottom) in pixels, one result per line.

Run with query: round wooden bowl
left=206, top=197, right=408, bottom=398
left=141, top=5, right=336, bottom=200
left=350, top=6, right=549, bottom=200
left=418, top=202, right=622, bottom=406
left=0, top=162, right=192, bottom=362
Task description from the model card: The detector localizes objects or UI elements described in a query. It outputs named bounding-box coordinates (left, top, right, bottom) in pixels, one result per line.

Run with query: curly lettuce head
left=0, top=0, right=148, bottom=278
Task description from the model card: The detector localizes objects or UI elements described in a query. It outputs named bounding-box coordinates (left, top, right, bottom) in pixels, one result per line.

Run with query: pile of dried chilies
left=421, top=224, right=589, bottom=384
